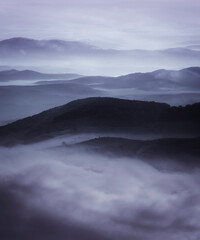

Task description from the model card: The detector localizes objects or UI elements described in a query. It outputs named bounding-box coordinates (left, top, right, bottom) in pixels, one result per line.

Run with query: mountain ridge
left=71, top=136, right=200, bottom=169
left=0, top=38, right=200, bottom=76
left=0, top=97, right=199, bottom=146
left=71, top=67, right=200, bottom=91
left=1, top=37, right=200, bottom=76
left=0, top=69, right=82, bottom=81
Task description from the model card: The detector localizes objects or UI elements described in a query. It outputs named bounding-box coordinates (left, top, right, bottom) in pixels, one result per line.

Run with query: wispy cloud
left=0, top=0, right=200, bottom=49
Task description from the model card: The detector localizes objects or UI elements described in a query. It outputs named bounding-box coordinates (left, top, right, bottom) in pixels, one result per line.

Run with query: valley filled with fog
left=0, top=85, right=200, bottom=240
left=0, top=36, right=200, bottom=240
left=1, top=136, right=200, bottom=240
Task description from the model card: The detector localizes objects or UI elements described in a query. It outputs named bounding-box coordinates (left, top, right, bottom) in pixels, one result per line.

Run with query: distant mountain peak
left=0, top=37, right=97, bottom=49
left=0, top=37, right=37, bottom=45
left=0, top=69, right=82, bottom=81
left=0, top=37, right=200, bottom=75
left=0, top=69, right=19, bottom=75
left=182, top=67, right=200, bottom=73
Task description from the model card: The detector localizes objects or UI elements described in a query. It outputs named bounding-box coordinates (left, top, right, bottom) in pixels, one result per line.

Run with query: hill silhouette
left=0, top=97, right=199, bottom=145
left=73, top=137, right=200, bottom=169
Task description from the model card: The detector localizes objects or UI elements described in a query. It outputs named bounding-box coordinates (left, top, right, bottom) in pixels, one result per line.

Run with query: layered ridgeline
left=1, top=37, right=200, bottom=75
left=71, top=67, right=200, bottom=91
left=0, top=67, right=200, bottom=91
left=0, top=97, right=199, bottom=145
left=0, top=67, right=199, bottom=125
left=0, top=69, right=81, bottom=82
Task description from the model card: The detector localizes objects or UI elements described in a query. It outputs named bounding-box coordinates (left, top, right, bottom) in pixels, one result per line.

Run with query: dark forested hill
left=74, top=137, right=200, bottom=169
left=0, top=97, right=200, bottom=145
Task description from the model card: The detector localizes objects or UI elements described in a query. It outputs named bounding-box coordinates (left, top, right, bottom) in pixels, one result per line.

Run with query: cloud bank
left=0, top=143, right=200, bottom=240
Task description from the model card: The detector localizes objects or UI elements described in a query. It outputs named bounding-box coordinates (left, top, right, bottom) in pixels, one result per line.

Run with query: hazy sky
left=0, top=0, right=200, bottom=49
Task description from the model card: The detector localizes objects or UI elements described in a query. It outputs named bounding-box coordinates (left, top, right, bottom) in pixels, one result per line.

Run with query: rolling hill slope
left=0, top=97, right=199, bottom=145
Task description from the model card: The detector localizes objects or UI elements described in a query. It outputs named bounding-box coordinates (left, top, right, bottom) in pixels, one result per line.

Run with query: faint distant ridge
left=1, top=37, right=200, bottom=56
left=181, top=66, right=200, bottom=74
left=0, top=37, right=98, bottom=55
left=71, top=67, right=200, bottom=91
left=0, top=69, right=82, bottom=81
left=0, top=37, right=200, bottom=75
left=0, top=37, right=96, bottom=49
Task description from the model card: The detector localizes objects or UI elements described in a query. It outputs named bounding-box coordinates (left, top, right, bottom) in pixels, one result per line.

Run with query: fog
left=0, top=0, right=199, bottom=238
left=1, top=0, right=200, bottom=50
left=1, top=37, right=200, bottom=76
left=1, top=46, right=200, bottom=76
left=0, top=138, right=200, bottom=240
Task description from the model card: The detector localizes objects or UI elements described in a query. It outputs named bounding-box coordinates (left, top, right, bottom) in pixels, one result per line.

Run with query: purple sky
left=0, top=0, right=200, bottom=49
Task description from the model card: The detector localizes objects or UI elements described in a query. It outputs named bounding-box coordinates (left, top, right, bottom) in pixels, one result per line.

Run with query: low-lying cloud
left=0, top=142, right=200, bottom=240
